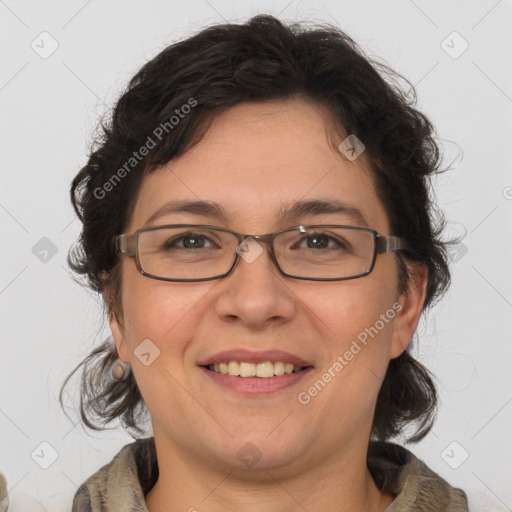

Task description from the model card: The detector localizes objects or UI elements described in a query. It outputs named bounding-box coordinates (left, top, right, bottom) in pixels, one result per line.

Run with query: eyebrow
left=144, top=198, right=369, bottom=228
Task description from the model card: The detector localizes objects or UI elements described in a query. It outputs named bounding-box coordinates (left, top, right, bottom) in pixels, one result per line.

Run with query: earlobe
left=390, top=264, right=428, bottom=359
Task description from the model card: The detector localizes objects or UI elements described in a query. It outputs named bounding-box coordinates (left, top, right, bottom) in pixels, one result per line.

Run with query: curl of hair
left=61, top=14, right=453, bottom=442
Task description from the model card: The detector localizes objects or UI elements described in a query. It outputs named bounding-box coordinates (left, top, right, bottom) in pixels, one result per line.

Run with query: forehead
left=128, top=99, right=390, bottom=234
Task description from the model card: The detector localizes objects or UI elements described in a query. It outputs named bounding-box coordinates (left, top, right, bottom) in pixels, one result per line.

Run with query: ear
left=110, top=314, right=130, bottom=364
left=390, top=263, right=428, bottom=359
left=101, top=271, right=130, bottom=364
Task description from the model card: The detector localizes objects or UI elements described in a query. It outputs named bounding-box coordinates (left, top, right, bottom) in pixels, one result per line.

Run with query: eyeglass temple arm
left=115, top=234, right=136, bottom=256
left=375, top=235, right=409, bottom=254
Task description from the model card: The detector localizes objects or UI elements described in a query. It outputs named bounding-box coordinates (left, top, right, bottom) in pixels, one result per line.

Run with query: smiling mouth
left=202, top=361, right=310, bottom=378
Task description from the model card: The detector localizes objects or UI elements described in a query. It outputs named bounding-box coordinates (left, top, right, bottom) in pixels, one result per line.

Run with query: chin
left=204, top=427, right=310, bottom=473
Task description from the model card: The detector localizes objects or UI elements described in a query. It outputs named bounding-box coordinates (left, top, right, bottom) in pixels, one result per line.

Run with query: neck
left=145, top=431, right=394, bottom=512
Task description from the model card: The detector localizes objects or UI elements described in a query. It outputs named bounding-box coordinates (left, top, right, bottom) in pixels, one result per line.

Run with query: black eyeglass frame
left=115, top=224, right=409, bottom=282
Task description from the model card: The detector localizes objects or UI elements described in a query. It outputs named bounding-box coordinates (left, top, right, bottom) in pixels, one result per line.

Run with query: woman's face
left=111, top=98, right=425, bottom=474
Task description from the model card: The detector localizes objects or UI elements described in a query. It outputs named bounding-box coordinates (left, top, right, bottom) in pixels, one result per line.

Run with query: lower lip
left=199, top=367, right=313, bottom=395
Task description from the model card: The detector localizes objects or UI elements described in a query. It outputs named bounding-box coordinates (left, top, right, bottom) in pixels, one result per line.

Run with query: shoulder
left=368, top=441, right=469, bottom=511
left=71, top=437, right=158, bottom=512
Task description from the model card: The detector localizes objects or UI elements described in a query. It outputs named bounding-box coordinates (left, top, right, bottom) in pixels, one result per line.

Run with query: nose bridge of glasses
left=233, top=227, right=312, bottom=259
left=241, top=232, right=273, bottom=246
left=228, top=232, right=285, bottom=278
left=235, top=231, right=286, bottom=262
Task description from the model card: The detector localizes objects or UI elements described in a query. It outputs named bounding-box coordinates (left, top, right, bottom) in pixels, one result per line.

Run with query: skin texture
left=110, top=98, right=427, bottom=512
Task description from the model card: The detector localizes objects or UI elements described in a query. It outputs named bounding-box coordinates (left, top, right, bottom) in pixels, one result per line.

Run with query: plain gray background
left=1, top=0, right=511, bottom=510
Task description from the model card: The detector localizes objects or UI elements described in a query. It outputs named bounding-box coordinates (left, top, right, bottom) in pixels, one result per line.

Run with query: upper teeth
left=208, top=361, right=302, bottom=378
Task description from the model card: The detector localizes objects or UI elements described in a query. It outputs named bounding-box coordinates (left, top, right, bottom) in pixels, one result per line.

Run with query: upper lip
left=197, top=349, right=314, bottom=368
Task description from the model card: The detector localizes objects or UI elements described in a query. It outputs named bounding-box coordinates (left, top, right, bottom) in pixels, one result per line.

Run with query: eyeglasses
left=115, top=224, right=409, bottom=282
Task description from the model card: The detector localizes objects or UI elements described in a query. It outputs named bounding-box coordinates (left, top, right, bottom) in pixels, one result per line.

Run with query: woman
left=62, top=14, right=469, bottom=511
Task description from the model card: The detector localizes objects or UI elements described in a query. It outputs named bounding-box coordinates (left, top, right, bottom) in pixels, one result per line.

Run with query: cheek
left=318, top=274, right=397, bottom=344
left=119, top=264, right=220, bottom=365
left=304, top=280, right=398, bottom=429
left=117, top=269, right=203, bottom=410
left=312, top=263, right=400, bottom=385
left=121, top=264, right=188, bottom=341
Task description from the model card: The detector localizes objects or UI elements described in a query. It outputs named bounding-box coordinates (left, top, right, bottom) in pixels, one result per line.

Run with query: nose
left=213, top=237, right=296, bottom=330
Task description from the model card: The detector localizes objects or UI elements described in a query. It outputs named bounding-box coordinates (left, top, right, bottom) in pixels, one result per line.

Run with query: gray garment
left=71, top=437, right=469, bottom=511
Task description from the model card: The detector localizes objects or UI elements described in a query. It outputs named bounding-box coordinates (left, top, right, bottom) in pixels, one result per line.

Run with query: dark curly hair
left=60, top=14, right=452, bottom=443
